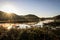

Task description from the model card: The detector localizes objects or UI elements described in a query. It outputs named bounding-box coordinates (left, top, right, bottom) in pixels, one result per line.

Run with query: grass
left=0, top=26, right=60, bottom=40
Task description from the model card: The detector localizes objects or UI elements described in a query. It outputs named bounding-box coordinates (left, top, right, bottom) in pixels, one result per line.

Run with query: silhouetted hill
left=0, top=11, right=40, bottom=23
left=53, top=15, right=60, bottom=19
left=40, top=15, right=60, bottom=21
left=0, top=11, right=27, bottom=23
left=24, top=14, right=40, bottom=23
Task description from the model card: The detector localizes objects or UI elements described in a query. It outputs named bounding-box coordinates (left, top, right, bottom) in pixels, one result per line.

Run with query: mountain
left=0, top=11, right=40, bottom=23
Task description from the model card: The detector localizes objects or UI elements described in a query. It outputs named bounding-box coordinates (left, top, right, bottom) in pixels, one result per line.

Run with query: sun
left=0, top=4, right=17, bottom=13
left=0, top=3, right=27, bottom=15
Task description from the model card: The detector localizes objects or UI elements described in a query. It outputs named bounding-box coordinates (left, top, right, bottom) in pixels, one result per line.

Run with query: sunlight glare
left=0, top=4, right=18, bottom=14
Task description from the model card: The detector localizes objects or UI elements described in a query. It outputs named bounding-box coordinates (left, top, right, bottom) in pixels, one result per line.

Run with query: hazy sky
left=0, top=0, right=60, bottom=17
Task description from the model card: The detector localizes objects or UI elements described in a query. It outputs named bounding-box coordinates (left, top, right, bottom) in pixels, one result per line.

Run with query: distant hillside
left=0, top=11, right=40, bottom=23
left=24, top=14, right=40, bottom=23
left=0, top=11, right=27, bottom=23
left=40, top=15, right=60, bottom=21
left=53, top=15, right=60, bottom=19
left=53, top=15, right=60, bottom=22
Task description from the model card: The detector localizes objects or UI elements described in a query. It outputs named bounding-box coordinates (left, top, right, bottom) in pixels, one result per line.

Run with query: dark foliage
left=0, top=26, right=59, bottom=40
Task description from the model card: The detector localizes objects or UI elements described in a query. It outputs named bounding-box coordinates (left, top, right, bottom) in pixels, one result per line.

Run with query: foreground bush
left=0, top=26, right=59, bottom=40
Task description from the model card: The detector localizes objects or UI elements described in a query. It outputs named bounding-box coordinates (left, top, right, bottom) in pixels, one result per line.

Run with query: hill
left=24, top=14, right=40, bottom=23
left=53, top=15, right=60, bottom=19
left=0, top=11, right=40, bottom=23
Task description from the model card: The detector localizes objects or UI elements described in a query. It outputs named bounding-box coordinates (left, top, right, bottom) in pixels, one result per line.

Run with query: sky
left=0, top=0, right=60, bottom=17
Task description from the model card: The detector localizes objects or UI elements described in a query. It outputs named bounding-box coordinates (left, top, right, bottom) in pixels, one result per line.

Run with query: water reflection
left=0, top=23, right=31, bottom=29
left=35, top=20, right=54, bottom=27
left=0, top=20, right=54, bottom=29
